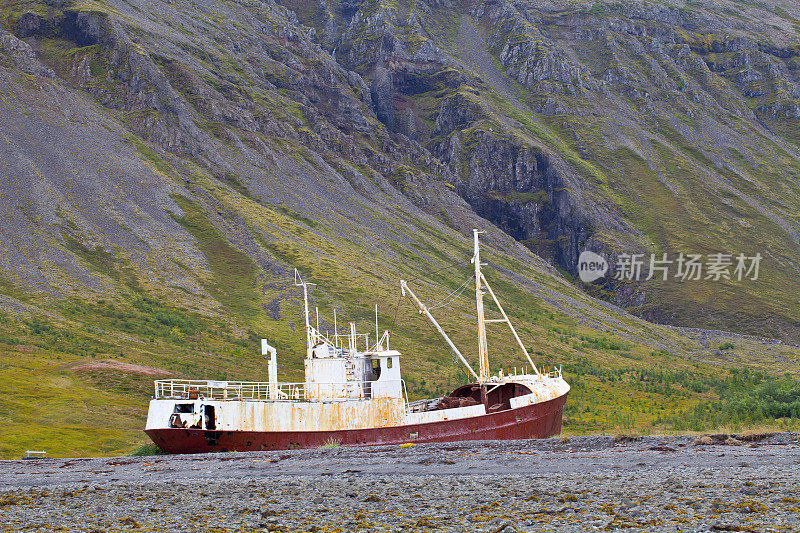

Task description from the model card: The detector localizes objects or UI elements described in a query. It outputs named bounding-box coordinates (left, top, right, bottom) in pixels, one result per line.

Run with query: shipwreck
left=145, top=230, right=569, bottom=452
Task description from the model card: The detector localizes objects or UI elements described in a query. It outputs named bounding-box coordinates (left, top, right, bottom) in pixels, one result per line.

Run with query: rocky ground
left=1, top=434, right=799, bottom=532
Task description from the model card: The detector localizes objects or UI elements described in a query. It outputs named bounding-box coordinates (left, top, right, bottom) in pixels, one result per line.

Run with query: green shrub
left=130, top=444, right=165, bottom=456
left=25, top=317, right=52, bottom=335
left=666, top=371, right=800, bottom=430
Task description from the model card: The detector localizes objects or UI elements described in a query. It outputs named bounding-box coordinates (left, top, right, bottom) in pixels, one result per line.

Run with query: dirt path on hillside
left=69, top=359, right=173, bottom=376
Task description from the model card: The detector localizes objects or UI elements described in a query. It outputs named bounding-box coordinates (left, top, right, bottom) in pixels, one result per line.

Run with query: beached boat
left=145, top=230, right=569, bottom=452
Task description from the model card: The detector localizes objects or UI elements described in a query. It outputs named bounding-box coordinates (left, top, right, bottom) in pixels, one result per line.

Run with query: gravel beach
left=1, top=434, right=799, bottom=532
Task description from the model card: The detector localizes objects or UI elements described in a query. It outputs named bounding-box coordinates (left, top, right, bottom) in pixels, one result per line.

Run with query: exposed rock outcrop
left=0, top=30, right=54, bottom=79
left=433, top=93, right=592, bottom=271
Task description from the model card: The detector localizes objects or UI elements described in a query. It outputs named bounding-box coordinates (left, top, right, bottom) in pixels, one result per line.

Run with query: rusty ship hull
left=145, top=391, right=567, bottom=453
left=145, top=233, right=571, bottom=454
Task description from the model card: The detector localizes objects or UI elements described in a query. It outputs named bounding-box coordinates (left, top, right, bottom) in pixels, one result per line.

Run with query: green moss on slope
left=170, top=194, right=261, bottom=318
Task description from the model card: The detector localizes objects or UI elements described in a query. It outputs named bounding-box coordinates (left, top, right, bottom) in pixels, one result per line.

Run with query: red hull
left=145, top=392, right=568, bottom=453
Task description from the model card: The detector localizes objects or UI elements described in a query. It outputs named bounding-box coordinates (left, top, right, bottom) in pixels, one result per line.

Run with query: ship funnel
left=262, top=339, right=278, bottom=400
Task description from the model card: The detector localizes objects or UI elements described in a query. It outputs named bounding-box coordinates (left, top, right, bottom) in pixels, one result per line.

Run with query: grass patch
left=125, top=135, right=175, bottom=176
left=62, top=234, right=143, bottom=294
left=275, top=206, right=319, bottom=228
left=216, top=172, right=254, bottom=200
left=130, top=444, right=165, bottom=456
left=319, top=437, right=342, bottom=449
left=170, top=194, right=261, bottom=317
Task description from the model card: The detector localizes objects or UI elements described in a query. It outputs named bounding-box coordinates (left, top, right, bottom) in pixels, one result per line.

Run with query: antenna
left=375, top=304, right=379, bottom=351
left=333, top=308, right=338, bottom=348
left=349, top=322, right=357, bottom=354
left=294, top=269, right=316, bottom=357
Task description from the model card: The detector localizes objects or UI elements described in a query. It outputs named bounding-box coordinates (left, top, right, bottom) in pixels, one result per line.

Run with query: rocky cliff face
left=432, top=92, right=595, bottom=272
left=1, top=0, right=799, bottom=339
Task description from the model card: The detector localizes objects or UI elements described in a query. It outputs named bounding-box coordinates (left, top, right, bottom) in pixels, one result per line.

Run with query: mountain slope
left=3, top=0, right=800, bottom=334
left=293, top=0, right=800, bottom=338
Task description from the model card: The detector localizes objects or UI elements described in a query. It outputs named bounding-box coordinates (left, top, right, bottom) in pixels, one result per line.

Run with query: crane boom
left=400, top=280, right=479, bottom=381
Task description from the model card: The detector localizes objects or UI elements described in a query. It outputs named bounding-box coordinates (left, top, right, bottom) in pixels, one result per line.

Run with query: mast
left=474, top=230, right=489, bottom=381
left=400, top=280, right=480, bottom=381
left=401, top=229, right=540, bottom=385
left=472, top=235, right=542, bottom=377
left=480, top=272, right=541, bottom=376
left=295, top=269, right=315, bottom=357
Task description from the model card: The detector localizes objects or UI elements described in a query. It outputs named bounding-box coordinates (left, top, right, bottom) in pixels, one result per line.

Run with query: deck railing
left=154, top=379, right=408, bottom=404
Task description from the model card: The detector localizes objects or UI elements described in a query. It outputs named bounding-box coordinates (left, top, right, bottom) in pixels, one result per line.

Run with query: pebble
left=0, top=434, right=798, bottom=532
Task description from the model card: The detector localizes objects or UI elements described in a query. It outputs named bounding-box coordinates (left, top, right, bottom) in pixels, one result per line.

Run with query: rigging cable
left=403, top=258, right=470, bottom=286
left=392, top=258, right=471, bottom=327
left=428, top=273, right=475, bottom=311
